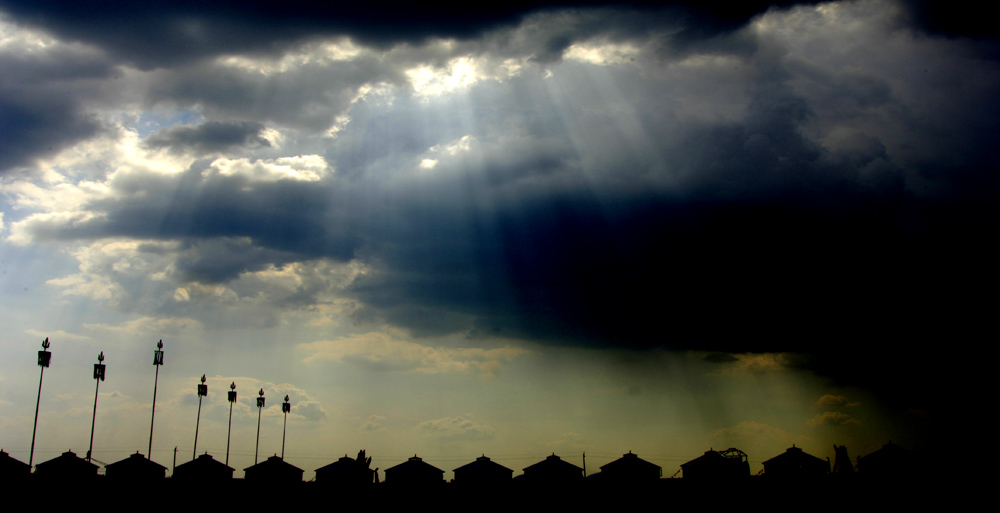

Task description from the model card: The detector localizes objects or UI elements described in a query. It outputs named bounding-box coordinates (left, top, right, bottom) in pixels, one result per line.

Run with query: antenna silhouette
left=29, top=337, right=51, bottom=469
left=255, top=388, right=265, bottom=464
left=281, top=395, right=291, bottom=460
left=226, top=381, right=237, bottom=466
left=148, top=340, right=164, bottom=461
left=193, top=374, right=207, bottom=460
left=87, top=351, right=106, bottom=462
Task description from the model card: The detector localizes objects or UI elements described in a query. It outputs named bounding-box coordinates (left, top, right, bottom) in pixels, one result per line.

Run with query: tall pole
left=148, top=340, right=164, bottom=460
left=88, top=351, right=106, bottom=462
left=193, top=374, right=207, bottom=460
left=226, top=382, right=237, bottom=466
left=255, top=389, right=265, bottom=464
left=29, top=337, right=51, bottom=469
left=281, top=395, right=291, bottom=460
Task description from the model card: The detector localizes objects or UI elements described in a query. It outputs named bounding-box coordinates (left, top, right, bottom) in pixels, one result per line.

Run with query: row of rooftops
left=0, top=442, right=914, bottom=483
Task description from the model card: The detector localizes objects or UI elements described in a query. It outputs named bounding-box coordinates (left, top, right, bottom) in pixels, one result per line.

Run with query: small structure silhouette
left=453, top=454, right=513, bottom=487
left=384, top=455, right=444, bottom=487
left=173, top=453, right=234, bottom=481
left=599, top=451, right=662, bottom=483
left=832, top=445, right=854, bottom=475
left=0, top=450, right=30, bottom=480
left=104, top=451, right=167, bottom=480
left=762, top=445, right=829, bottom=479
left=522, top=453, right=584, bottom=485
left=857, top=442, right=915, bottom=479
left=680, top=448, right=750, bottom=480
left=244, top=454, right=303, bottom=483
left=315, top=452, right=375, bottom=486
left=34, top=450, right=98, bottom=479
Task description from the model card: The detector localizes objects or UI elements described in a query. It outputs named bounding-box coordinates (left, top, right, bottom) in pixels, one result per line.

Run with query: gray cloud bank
left=2, top=1, right=997, bottom=418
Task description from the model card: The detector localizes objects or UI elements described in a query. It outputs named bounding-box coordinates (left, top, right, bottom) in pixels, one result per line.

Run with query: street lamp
left=255, top=389, right=265, bottom=464
left=29, top=337, right=51, bottom=469
left=148, top=340, right=164, bottom=460
left=281, top=395, right=291, bottom=460
left=87, top=351, right=106, bottom=462
left=193, top=374, right=207, bottom=460
left=226, top=382, right=237, bottom=466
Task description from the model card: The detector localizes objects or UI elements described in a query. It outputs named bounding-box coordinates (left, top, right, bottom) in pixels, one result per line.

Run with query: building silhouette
left=598, top=451, right=662, bottom=483
left=173, top=453, right=234, bottom=481
left=315, top=454, right=375, bottom=486
left=244, top=455, right=303, bottom=482
left=857, top=442, right=915, bottom=479
left=762, top=446, right=829, bottom=479
left=33, top=450, right=99, bottom=480
left=384, top=455, right=444, bottom=487
left=104, top=452, right=167, bottom=480
left=453, top=454, right=513, bottom=487
left=680, top=448, right=750, bottom=481
left=521, top=454, right=584, bottom=485
left=0, top=450, right=30, bottom=480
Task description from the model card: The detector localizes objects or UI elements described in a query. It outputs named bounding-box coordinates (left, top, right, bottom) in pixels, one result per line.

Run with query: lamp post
left=148, top=340, right=164, bottom=460
left=226, top=382, right=237, bottom=466
left=254, top=389, right=265, bottom=464
left=281, top=395, right=291, bottom=460
left=193, top=374, right=207, bottom=460
left=29, top=337, right=51, bottom=469
left=87, top=352, right=106, bottom=462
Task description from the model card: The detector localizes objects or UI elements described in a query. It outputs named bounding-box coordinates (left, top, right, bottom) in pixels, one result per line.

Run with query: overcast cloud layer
left=2, top=1, right=995, bottom=455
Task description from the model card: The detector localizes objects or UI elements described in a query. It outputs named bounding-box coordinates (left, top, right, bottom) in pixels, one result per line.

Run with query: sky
left=0, top=0, right=993, bottom=479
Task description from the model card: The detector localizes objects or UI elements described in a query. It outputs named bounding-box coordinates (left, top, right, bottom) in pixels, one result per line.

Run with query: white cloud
left=417, top=415, right=495, bottom=442
left=712, top=421, right=806, bottom=446
left=360, top=414, right=386, bottom=431
left=216, top=37, right=366, bottom=75
left=405, top=54, right=524, bottom=99
left=546, top=431, right=586, bottom=450
left=817, top=394, right=859, bottom=407
left=84, top=316, right=204, bottom=335
left=709, top=353, right=792, bottom=376
left=807, top=411, right=860, bottom=426
left=208, top=155, right=331, bottom=182
left=564, top=41, right=641, bottom=66
left=298, top=331, right=531, bottom=376
left=24, top=329, right=91, bottom=341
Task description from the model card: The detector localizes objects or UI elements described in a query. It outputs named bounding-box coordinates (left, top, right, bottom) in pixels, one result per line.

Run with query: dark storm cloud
left=334, top=53, right=998, bottom=356
left=145, top=56, right=398, bottom=131
left=0, top=1, right=821, bottom=68
left=5, top=2, right=995, bottom=425
left=170, top=237, right=301, bottom=284
left=0, top=92, right=102, bottom=170
left=899, top=0, right=1000, bottom=40
left=0, top=43, right=117, bottom=171
left=23, top=161, right=363, bottom=280
left=143, top=121, right=272, bottom=155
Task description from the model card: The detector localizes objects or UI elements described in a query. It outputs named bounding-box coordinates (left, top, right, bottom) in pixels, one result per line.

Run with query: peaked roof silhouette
left=763, top=445, right=829, bottom=477
left=384, top=455, right=445, bottom=486
left=599, top=451, right=661, bottom=480
left=523, top=453, right=583, bottom=473
left=315, top=454, right=357, bottom=472
left=600, top=451, right=660, bottom=473
left=105, top=451, right=167, bottom=479
left=244, top=454, right=304, bottom=482
left=173, top=453, right=235, bottom=480
left=521, top=453, right=584, bottom=484
left=454, top=454, right=513, bottom=474
left=0, top=449, right=30, bottom=477
left=244, top=454, right=304, bottom=473
left=34, top=450, right=99, bottom=476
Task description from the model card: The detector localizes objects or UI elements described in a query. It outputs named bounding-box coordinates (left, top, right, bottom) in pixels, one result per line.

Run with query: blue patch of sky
left=126, top=109, right=204, bottom=138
